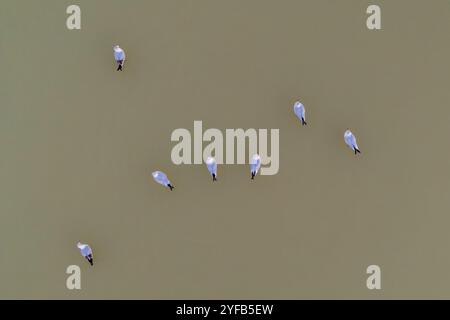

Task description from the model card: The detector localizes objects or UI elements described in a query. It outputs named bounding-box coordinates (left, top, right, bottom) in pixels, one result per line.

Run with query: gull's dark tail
left=167, top=184, right=174, bottom=191
left=302, top=118, right=307, bottom=126
left=354, top=147, right=361, bottom=154
left=86, top=255, right=93, bottom=266
left=117, top=62, right=123, bottom=71
left=251, top=172, right=255, bottom=180
left=212, top=174, right=217, bottom=181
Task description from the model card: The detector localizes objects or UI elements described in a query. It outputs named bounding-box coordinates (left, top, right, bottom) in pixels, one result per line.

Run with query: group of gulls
left=76, top=45, right=362, bottom=266
left=152, top=154, right=263, bottom=192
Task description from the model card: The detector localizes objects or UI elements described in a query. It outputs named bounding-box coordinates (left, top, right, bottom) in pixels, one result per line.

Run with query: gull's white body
left=152, top=171, right=171, bottom=188
left=344, top=130, right=359, bottom=152
left=77, top=242, right=92, bottom=258
left=113, top=45, right=126, bottom=62
left=250, top=154, right=261, bottom=176
left=293, top=101, right=306, bottom=124
left=206, top=157, right=217, bottom=178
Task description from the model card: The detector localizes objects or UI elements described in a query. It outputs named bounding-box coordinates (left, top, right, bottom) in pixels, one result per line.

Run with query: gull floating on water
left=152, top=171, right=174, bottom=190
left=344, top=129, right=361, bottom=155
left=206, top=157, right=217, bottom=181
left=293, top=101, right=307, bottom=125
left=113, top=45, right=126, bottom=71
left=77, top=242, right=93, bottom=266
left=250, top=154, right=261, bottom=180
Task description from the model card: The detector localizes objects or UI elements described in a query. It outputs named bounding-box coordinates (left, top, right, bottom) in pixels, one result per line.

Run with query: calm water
left=1, top=0, right=450, bottom=298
